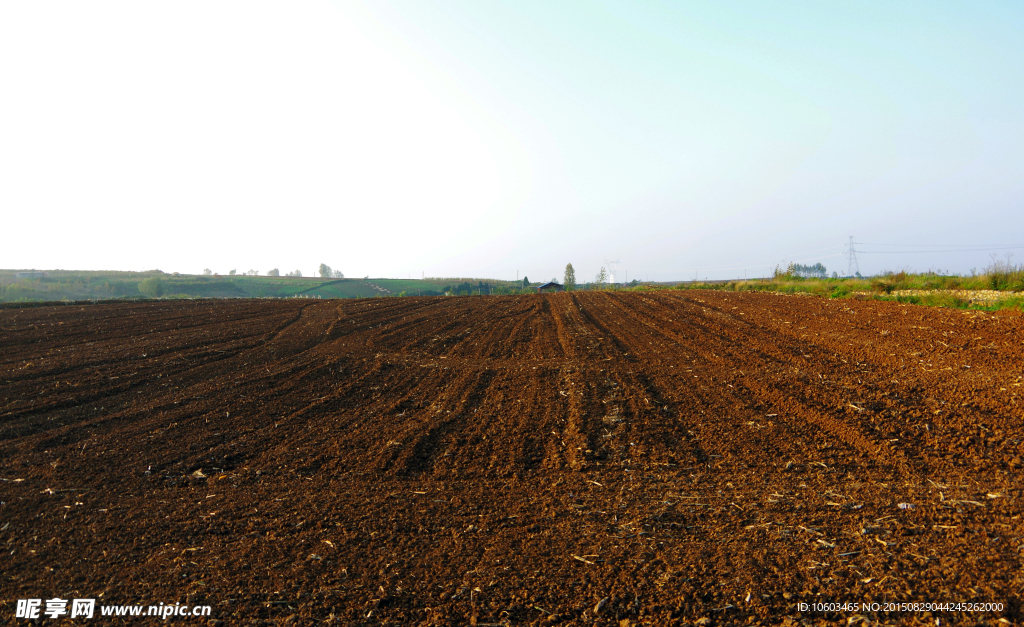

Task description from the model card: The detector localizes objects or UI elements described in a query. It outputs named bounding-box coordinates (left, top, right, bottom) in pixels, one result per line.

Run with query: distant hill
left=0, top=270, right=530, bottom=303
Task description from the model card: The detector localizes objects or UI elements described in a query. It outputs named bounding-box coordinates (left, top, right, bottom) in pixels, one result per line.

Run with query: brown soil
left=1, top=292, right=1022, bottom=626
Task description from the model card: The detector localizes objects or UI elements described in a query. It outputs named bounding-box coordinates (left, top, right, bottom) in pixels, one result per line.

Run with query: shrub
left=138, top=277, right=164, bottom=298
left=981, top=255, right=1023, bottom=291
left=830, top=284, right=851, bottom=299
left=928, top=293, right=968, bottom=308
left=871, top=278, right=896, bottom=294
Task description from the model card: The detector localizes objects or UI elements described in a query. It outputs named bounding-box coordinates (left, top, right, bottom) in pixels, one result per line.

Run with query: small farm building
left=536, top=281, right=564, bottom=293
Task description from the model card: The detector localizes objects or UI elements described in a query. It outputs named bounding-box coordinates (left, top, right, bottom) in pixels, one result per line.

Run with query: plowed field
left=2, top=292, right=1022, bottom=626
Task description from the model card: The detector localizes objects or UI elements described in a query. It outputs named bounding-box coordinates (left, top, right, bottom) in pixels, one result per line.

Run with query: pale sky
left=2, top=1, right=1023, bottom=281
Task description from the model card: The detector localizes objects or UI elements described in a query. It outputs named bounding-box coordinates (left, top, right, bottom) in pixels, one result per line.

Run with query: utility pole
left=846, top=236, right=860, bottom=277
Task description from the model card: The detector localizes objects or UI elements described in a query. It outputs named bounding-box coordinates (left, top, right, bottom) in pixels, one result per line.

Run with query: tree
left=229, top=269, right=237, bottom=276
left=451, top=281, right=474, bottom=295
left=792, top=263, right=827, bottom=279
left=595, top=267, right=608, bottom=288
left=203, top=268, right=212, bottom=276
left=319, top=263, right=332, bottom=278
left=772, top=264, right=795, bottom=280
left=138, top=277, right=164, bottom=298
left=268, top=268, right=280, bottom=277
left=331, top=270, right=344, bottom=278
left=286, top=269, right=303, bottom=277
left=522, top=276, right=530, bottom=289
left=564, top=263, right=576, bottom=291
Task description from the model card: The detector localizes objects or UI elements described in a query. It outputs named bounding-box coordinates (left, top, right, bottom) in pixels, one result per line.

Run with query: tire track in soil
left=673, top=292, right=1020, bottom=484
left=594, top=291, right=919, bottom=480
left=576, top=293, right=869, bottom=481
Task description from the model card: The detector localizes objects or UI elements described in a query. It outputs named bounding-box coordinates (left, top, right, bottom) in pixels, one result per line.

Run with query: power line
left=654, top=238, right=1024, bottom=281
left=858, top=243, right=1021, bottom=247
left=858, top=247, right=1024, bottom=254
left=678, top=253, right=845, bottom=275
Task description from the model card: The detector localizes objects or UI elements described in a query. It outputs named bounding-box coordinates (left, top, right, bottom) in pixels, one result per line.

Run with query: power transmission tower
left=846, top=236, right=860, bottom=277
left=604, top=259, right=620, bottom=284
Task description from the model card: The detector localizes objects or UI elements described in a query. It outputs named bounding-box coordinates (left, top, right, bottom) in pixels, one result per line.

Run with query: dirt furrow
left=1, top=293, right=1021, bottom=626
